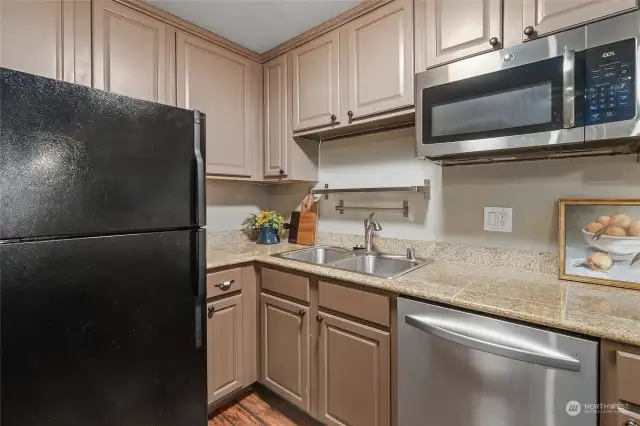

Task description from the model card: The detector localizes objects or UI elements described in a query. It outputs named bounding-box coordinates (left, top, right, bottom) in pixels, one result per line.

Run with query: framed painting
left=559, top=199, right=640, bottom=290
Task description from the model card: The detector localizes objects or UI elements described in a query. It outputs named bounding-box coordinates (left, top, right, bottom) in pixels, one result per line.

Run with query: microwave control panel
left=585, top=38, right=635, bottom=125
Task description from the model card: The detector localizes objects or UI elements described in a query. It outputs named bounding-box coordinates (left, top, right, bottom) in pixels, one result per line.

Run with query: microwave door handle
left=405, top=314, right=581, bottom=372
left=563, top=50, right=576, bottom=129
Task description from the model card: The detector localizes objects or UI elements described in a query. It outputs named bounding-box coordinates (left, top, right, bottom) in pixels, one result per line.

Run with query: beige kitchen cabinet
left=318, top=311, right=390, bottom=426
left=343, top=0, right=413, bottom=121
left=262, top=54, right=319, bottom=181
left=93, top=0, right=171, bottom=103
left=291, top=29, right=341, bottom=132
left=260, top=292, right=311, bottom=412
left=522, top=0, right=636, bottom=41
left=207, top=294, right=244, bottom=405
left=601, top=340, right=640, bottom=426
left=1, top=0, right=91, bottom=85
left=177, top=31, right=262, bottom=178
left=263, top=54, right=288, bottom=178
left=415, top=0, right=502, bottom=70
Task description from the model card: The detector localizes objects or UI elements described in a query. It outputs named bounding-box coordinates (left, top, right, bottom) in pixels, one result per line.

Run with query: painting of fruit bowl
left=559, top=200, right=640, bottom=290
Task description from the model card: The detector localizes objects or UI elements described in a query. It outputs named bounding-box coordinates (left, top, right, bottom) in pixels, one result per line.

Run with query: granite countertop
left=207, top=242, right=640, bottom=347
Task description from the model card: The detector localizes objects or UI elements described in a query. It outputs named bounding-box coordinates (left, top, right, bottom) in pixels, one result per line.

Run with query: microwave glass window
left=431, top=83, right=553, bottom=137
left=421, top=54, right=584, bottom=145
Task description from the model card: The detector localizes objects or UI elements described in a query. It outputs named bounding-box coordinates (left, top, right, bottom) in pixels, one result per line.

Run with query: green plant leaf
left=593, top=226, right=608, bottom=241
left=632, top=253, right=640, bottom=267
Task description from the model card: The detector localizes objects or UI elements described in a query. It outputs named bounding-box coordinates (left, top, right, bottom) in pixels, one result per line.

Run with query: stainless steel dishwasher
left=398, top=297, right=598, bottom=426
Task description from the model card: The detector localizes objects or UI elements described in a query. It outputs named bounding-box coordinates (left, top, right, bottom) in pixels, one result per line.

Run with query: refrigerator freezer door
left=1, top=230, right=207, bottom=426
left=0, top=68, right=206, bottom=240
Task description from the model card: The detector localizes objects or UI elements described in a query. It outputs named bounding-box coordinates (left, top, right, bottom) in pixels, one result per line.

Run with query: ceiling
left=148, top=0, right=360, bottom=54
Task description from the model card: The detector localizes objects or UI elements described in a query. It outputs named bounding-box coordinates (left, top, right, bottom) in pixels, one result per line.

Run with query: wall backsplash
left=210, top=128, right=640, bottom=254
left=206, top=180, right=268, bottom=231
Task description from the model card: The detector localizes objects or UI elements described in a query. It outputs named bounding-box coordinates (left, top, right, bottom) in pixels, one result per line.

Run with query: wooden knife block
left=296, top=211, right=317, bottom=246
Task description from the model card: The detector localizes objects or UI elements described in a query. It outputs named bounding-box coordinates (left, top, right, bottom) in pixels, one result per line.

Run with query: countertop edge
left=206, top=252, right=640, bottom=347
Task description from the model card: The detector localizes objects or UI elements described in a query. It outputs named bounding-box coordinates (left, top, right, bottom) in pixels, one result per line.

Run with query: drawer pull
left=316, top=315, right=324, bottom=322
left=207, top=306, right=215, bottom=315
left=298, top=309, right=306, bottom=317
left=215, top=280, right=234, bottom=290
left=627, top=421, right=638, bottom=426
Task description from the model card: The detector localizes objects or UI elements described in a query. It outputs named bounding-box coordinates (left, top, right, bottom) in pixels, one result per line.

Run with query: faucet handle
left=407, top=248, right=416, bottom=261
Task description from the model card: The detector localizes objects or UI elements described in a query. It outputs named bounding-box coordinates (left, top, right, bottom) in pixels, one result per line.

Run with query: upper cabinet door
left=92, top=0, right=168, bottom=103
left=522, top=0, right=637, bottom=40
left=421, top=0, right=502, bottom=69
left=1, top=0, right=63, bottom=80
left=176, top=32, right=256, bottom=177
left=345, top=0, right=413, bottom=121
left=291, top=29, right=340, bottom=132
left=263, top=54, right=288, bottom=178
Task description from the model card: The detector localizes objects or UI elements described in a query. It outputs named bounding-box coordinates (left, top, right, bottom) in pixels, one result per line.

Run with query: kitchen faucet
left=364, top=213, right=382, bottom=252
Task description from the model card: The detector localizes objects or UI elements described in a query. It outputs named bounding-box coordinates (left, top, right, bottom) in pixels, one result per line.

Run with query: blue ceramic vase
left=257, top=226, right=280, bottom=245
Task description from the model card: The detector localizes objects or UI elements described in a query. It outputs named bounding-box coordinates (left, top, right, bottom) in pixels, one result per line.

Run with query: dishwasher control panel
left=585, top=38, right=636, bottom=125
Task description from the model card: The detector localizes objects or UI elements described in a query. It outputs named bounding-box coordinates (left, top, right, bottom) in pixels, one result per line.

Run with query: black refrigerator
left=0, top=68, right=207, bottom=425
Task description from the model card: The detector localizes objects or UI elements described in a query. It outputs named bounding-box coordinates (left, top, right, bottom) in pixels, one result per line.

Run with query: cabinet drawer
left=207, top=268, right=242, bottom=298
left=261, top=268, right=309, bottom=302
left=319, top=280, right=389, bottom=327
left=617, top=351, right=640, bottom=406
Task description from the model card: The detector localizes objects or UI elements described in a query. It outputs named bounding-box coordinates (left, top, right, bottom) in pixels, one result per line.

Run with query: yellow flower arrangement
left=242, top=210, right=285, bottom=235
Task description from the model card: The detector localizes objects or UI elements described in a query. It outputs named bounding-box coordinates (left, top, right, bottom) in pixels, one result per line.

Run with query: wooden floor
left=209, top=388, right=320, bottom=426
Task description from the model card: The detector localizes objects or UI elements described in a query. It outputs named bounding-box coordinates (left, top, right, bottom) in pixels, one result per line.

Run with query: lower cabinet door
left=207, top=294, right=243, bottom=404
left=318, top=311, right=390, bottom=426
left=260, top=293, right=310, bottom=412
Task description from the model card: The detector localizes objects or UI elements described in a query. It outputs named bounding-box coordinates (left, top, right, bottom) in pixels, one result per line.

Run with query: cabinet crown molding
left=116, top=0, right=394, bottom=63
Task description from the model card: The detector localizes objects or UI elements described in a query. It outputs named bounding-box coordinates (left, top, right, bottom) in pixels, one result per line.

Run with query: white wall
left=316, top=128, right=442, bottom=240
left=315, top=128, right=640, bottom=253
left=205, top=181, right=268, bottom=231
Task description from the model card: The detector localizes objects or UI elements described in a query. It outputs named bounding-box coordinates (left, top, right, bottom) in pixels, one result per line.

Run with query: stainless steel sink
left=275, top=246, right=355, bottom=265
left=273, top=247, right=430, bottom=279
left=331, top=254, right=425, bottom=279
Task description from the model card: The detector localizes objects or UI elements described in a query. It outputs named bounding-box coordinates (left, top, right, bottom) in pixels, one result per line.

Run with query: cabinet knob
left=279, top=169, right=285, bottom=176
left=347, top=111, right=353, bottom=117
left=298, top=309, right=306, bottom=316
left=316, top=315, right=324, bottom=322
left=626, top=421, right=638, bottom=426
left=207, top=306, right=215, bottom=315
left=524, top=26, right=535, bottom=36
left=330, top=114, right=337, bottom=122
left=489, top=37, right=499, bottom=46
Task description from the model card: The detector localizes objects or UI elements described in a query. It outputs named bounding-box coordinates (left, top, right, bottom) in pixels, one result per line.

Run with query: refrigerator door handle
left=194, top=229, right=206, bottom=349
left=405, top=314, right=581, bottom=372
left=193, top=110, right=206, bottom=227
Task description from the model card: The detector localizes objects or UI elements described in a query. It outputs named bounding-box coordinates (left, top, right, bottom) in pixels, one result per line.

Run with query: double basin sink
left=273, top=246, right=430, bottom=279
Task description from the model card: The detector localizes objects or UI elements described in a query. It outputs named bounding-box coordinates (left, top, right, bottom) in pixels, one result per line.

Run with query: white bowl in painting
left=582, top=229, right=640, bottom=260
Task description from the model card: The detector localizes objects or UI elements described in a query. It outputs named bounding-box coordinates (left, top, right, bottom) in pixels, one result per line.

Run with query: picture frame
left=559, top=199, right=640, bottom=290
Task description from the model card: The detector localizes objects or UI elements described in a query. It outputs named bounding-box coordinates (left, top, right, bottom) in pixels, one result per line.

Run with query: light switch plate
left=484, top=207, right=513, bottom=232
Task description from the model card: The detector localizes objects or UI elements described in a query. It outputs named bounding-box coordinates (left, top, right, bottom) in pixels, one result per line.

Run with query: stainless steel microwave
left=416, top=11, right=640, bottom=163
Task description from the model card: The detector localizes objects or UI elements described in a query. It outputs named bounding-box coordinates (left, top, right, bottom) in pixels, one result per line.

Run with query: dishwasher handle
left=405, top=314, right=581, bottom=372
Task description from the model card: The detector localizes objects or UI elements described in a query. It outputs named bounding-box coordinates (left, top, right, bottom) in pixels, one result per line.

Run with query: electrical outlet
left=484, top=207, right=513, bottom=232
